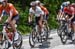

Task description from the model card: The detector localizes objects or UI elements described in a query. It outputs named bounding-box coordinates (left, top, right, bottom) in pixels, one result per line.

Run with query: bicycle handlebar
left=0, top=22, right=8, bottom=26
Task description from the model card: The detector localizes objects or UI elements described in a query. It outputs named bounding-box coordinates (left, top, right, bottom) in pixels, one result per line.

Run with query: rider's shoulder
left=29, top=7, right=33, bottom=10
left=29, top=7, right=33, bottom=12
left=36, top=6, right=42, bottom=10
left=8, top=3, right=14, bottom=7
left=0, top=4, right=3, bottom=8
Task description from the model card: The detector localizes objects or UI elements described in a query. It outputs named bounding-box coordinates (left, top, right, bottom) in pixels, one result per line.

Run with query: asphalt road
left=22, top=29, right=75, bottom=49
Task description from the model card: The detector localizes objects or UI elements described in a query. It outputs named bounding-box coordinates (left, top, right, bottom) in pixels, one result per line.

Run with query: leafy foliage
left=1, top=0, right=75, bottom=34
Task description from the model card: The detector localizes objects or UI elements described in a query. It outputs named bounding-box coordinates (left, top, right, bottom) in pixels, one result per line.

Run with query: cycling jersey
left=64, top=5, right=75, bottom=22
left=0, top=3, right=18, bottom=16
left=40, top=5, right=49, bottom=15
left=63, top=6, right=75, bottom=15
left=29, top=6, right=44, bottom=17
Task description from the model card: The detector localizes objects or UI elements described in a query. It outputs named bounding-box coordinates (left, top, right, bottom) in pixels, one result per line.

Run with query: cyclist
left=28, top=1, right=44, bottom=33
left=35, top=0, right=49, bottom=21
left=57, top=1, right=70, bottom=29
left=58, top=1, right=70, bottom=21
left=63, top=3, right=75, bottom=41
left=0, top=0, right=19, bottom=42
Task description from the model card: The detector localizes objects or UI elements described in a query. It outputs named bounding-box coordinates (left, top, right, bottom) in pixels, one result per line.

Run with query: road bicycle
left=0, top=22, right=22, bottom=49
left=29, top=20, right=50, bottom=47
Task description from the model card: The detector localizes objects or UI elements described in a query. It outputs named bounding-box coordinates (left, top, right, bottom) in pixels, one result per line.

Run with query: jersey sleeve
left=37, top=6, right=44, bottom=15
left=9, top=3, right=16, bottom=16
left=29, top=8, right=33, bottom=15
left=9, top=3, right=14, bottom=10
left=70, top=7, right=74, bottom=12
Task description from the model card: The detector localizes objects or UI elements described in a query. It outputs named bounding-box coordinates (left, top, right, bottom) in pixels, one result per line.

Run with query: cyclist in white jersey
left=28, top=1, right=44, bottom=33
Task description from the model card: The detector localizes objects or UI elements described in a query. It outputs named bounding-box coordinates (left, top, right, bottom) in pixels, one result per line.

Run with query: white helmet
left=66, top=1, right=70, bottom=5
left=0, top=0, right=8, bottom=2
left=30, top=1, right=36, bottom=6
left=35, top=0, right=40, bottom=4
left=71, top=3, right=75, bottom=5
left=0, top=0, right=3, bottom=2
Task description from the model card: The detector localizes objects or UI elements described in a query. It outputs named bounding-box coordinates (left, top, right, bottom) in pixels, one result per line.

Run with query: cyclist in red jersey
left=64, top=4, right=75, bottom=40
left=0, top=0, right=19, bottom=41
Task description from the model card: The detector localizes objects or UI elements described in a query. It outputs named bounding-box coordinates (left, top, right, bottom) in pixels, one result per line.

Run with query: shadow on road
left=68, top=40, right=75, bottom=45
left=30, top=38, right=52, bottom=49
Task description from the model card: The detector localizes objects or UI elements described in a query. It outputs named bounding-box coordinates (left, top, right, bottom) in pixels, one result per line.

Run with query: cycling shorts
left=11, top=14, right=19, bottom=24
left=35, top=17, right=41, bottom=25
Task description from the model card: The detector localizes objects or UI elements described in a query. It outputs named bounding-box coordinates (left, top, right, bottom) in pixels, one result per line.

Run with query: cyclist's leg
left=67, top=15, right=71, bottom=33
left=71, top=17, right=75, bottom=40
left=68, top=21, right=71, bottom=33
left=38, top=16, right=43, bottom=33
left=8, top=14, right=19, bottom=40
left=35, top=17, right=39, bottom=32
left=43, top=14, right=49, bottom=30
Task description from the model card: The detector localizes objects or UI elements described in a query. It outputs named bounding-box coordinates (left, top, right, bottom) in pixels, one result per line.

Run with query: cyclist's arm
left=0, top=10, right=4, bottom=21
left=7, top=10, right=13, bottom=22
left=69, top=12, right=74, bottom=20
left=57, top=10, right=63, bottom=20
left=28, top=14, right=33, bottom=23
left=0, top=13, right=3, bottom=20
left=69, top=7, right=74, bottom=20
left=28, top=8, right=34, bottom=23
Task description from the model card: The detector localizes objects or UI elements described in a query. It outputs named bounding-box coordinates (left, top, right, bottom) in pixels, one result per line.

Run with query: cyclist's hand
left=68, top=19, right=71, bottom=21
left=28, top=18, right=32, bottom=24
left=7, top=18, right=11, bottom=23
left=28, top=20, right=30, bottom=23
left=68, top=19, right=71, bottom=23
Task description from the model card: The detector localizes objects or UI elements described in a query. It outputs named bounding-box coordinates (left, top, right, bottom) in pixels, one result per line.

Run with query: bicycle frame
left=0, top=22, right=22, bottom=49
left=2, top=24, right=14, bottom=42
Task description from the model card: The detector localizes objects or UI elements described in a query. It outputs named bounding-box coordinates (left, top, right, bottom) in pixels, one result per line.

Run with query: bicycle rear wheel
left=42, top=21, right=50, bottom=41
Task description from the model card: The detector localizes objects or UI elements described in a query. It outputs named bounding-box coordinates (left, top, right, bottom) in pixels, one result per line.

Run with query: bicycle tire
left=13, top=31, right=23, bottom=49
left=42, top=21, right=50, bottom=41
left=29, top=30, right=36, bottom=48
left=60, top=30, right=67, bottom=44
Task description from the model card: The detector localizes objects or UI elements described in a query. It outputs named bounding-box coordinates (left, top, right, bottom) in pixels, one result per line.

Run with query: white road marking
left=52, top=44, right=75, bottom=49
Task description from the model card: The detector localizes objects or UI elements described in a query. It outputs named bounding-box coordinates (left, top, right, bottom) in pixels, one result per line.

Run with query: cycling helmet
left=62, top=1, right=70, bottom=7
left=35, top=0, right=44, bottom=6
left=71, top=3, right=75, bottom=5
left=30, top=1, right=36, bottom=6
left=35, top=0, right=40, bottom=4
left=0, top=0, right=8, bottom=2
left=0, top=0, right=3, bottom=2
left=66, top=1, right=70, bottom=5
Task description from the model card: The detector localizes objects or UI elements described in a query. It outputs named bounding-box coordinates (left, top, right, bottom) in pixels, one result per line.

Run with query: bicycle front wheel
left=29, top=30, right=37, bottom=48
